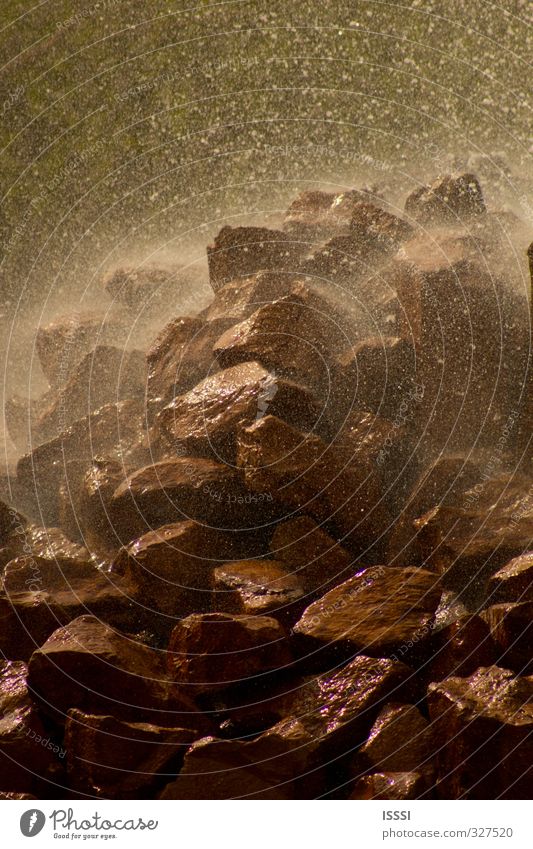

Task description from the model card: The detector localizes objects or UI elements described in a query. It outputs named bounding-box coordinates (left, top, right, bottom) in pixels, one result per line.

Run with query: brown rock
left=481, top=603, right=533, bottom=674
left=0, top=499, right=25, bottom=547
left=238, top=415, right=388, bottom=551
left=103, top=264, right=210, bottom=315
left=428, top=666, right=533, bottom=798
left=487, top=553, right=533, bottom=604
left=0, top=555, right=133, bottom=660
left=356, top=702, right=435, bottom=774
left=78, top=458, right=130, bottom=557
left=167, top=612, right=291, bottom=693
left=65, top=709, right=195, bottom=798
left=34, top=346, right=146, bottom=443
left=404, top=172, right=485, bottom=224
left=337, top=336, right=416, bottom=419
left=350, top=771, right=427, bottom=799
left=283, top=189, right=341, bottom=240
left=212, top=559, right=305, bottom=621
left=429, top=614, right=496, bottom=683
left=28, top=615, right=200, bottom=726
left=207, top=226, right=305, bottom=291
left=111, top=520, right=250, bottom=616
left=0, top=660, right=57, bottom=793
left=0, top=523, right=89, bottom=572
left=111, top=457, right=275, bottom=539
left=204, top=271, right=290, bottom=324
left=293, top=566, right=441, bottom=657
left=156, top=361, right=322, bottom=464
left=270, top=516, right=353, bottom=594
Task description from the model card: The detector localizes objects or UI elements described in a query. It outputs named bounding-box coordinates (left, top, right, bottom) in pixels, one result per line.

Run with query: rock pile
left=0, top=172, right=531, bottom=799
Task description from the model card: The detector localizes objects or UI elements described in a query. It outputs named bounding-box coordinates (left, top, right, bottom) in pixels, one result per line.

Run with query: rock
left=238, top=415, right=388, bottom=552
left=481, top=603, right=533, bottom=674
left=167, top=612, right=291, bottom=693
left=429, top=615, right=496, bottom=683
left=293, top=566, right=441, bottom=658
left=270, top=516, right=353, bottom=594
left=487, top=553, right=533, bottom=604
left=0, top=660, right=57, bottom=793
left=356, top=702, right=435, bottom=775
left=34, top=346, right=146, bottom=443
left=337, top=336, right=416, bottom=419
left=146, top=316, right=233, bottom=410
left=207, top=226, right=305, bottom=291
left=204, top=271, right=290, bottom=324
left=0, top=792, right=36, bottom=799
left=0, top=499, right=25, bottom=547
left=213, top=284, right=337, bottom=394
left=283, top=189, right=342, bottom=240
left=103, top=264, right=210, bottom=315
left=28, top=615, right=200, bottom=726
left=4, top=391, right=55, bottom=453
left=156, top=361, right=322, bottom=464
left=111, top=520, right=250, bottom=617
left=0, top=555, right=133, bottom=660
left=17, top=400, right=148, bottom=525
left=428, top=666, right=533, bottom=798
left=111, top=457, right=275, bottom=540
left=415, top=474, right=533, bottom=596
left=160, top=722, right=315, bottom=799
left=404, top=172, right=486, bottom=224
left=36, top=312, right=129, bottom=389
left=212, top=560, right=305, bottom=621
left=349, top=771, right=427, bottom=799
left=0, top=523, right=89, bottom=572
left=78, top=458, right=130, bottom=557
left=65, top=709, right=195, bottom=798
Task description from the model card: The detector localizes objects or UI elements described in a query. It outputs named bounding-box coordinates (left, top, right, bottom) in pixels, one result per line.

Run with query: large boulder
left=156, top=361, right=322, bottom=464
left=487, top=553, right=533, bottom=604
left=207, top=226, right=305, bottom=292
left=269, top=516, right=354, bottom=594
left=428, top=666, right=533, bottom=799
left=481, top=603, right=533, bottom=674
left=355, top=702, right=436, bottom=775
left=404, top=172, right=485, bottom=225
left=212, top=559, right=305, bottom=621
left=167, top=612, right=292, bottom=694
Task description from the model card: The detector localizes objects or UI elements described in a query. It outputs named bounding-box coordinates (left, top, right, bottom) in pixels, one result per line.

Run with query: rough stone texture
left=0, top=499, right=25, bottom=547
left=156, top=361, right=322, bottom=464
left=429, top=615, right=496, bottom=683
left=337, top=336, right=417, bottom=419
left=404, top=172, right=486, bottom=224
left=65, top=709, right=195, bottom=798
left=270, top=516, right=354, bottom=594
left=28, top=615, right=200, bottom=726
left=0, top=555, right=133, bottom=660
left=0, top=661, right=56, bottom=793
left=238, top=415, right=389, bottom=552
left=111, top=457, right=274, bottom=539
left=0, top=523, right=89, bottom=572
left=207, top=226, right=306, bottom=292
left=167, top=612, right=291, bottom=693
left=34, top=346, right=146, bottom=444
left=356, top=702, right=435, bottom=774
left=111, top=520, right=250, bottom=617
left=349, top=771, right=428, bottom=799
left=428, top=666, right=533, bottom=799
left=204, top=271, right=291, bottom=324
left=293, top=566, right=441, bottom=656
left=481, top=603, right=533, bottom=674
left=415, top=474, right=533, bottom=596
left=212, top=560, right=304, bottom=621
left=78, top=458, right=130, bottom=557
left=103, top=264, right=209, bottom=315
left=487, top=553, right=533, bottom=604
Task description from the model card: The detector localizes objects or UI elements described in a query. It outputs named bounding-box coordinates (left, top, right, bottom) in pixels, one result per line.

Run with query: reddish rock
left=103, top=264, right=209, bottom=314
left=204, top=271, right=290, bottom=324
left=0, top=555, right=133, bottom=660
left=487, top=553, right=533, bottom=604
left=481, top=603, right=533, bottom=674
left=111, top=520, right=249, bottom=616
left=429, top=615, right=496, bottom=683
left=404, top=172, right=485, bottom=224
left=428, top=666, right=533, bottom=798
left=28, top=615, right=200, bottom=726
left=0, top=660, right=57, bottom=793
left=238, top=415, right=389, bottom=551
left=167, top=612, right=291, bottom=694
left=156, top=361, right=322, bottom=464
left=350, top=771, right=427, bottom=799
left=0, top=499, right=25, bottom=547
left=207, top=226, right=305, bottom=292
left=283, top=189, right=341, bottom=239
left=270, top=516, right=353, bottom=594
left=78, top=458, right=130, bottom=557
left=212, top=559, right=304, bottom=621
left=356, top=702, right=435, bottom=775
left=293, top=566, right=441, bottom=657
left=337, top=336, right=416, bottom=419
left=34, top=346, right=146, bottom=443
left=65, top=709, right=195, bottom=798
left=111, top=457, right=274, bottom=539
left=0, top=523, right=89, bottom=571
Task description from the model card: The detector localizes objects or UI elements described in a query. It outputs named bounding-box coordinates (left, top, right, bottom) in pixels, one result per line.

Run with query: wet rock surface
left=2, top=172, right=532, bottom=799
